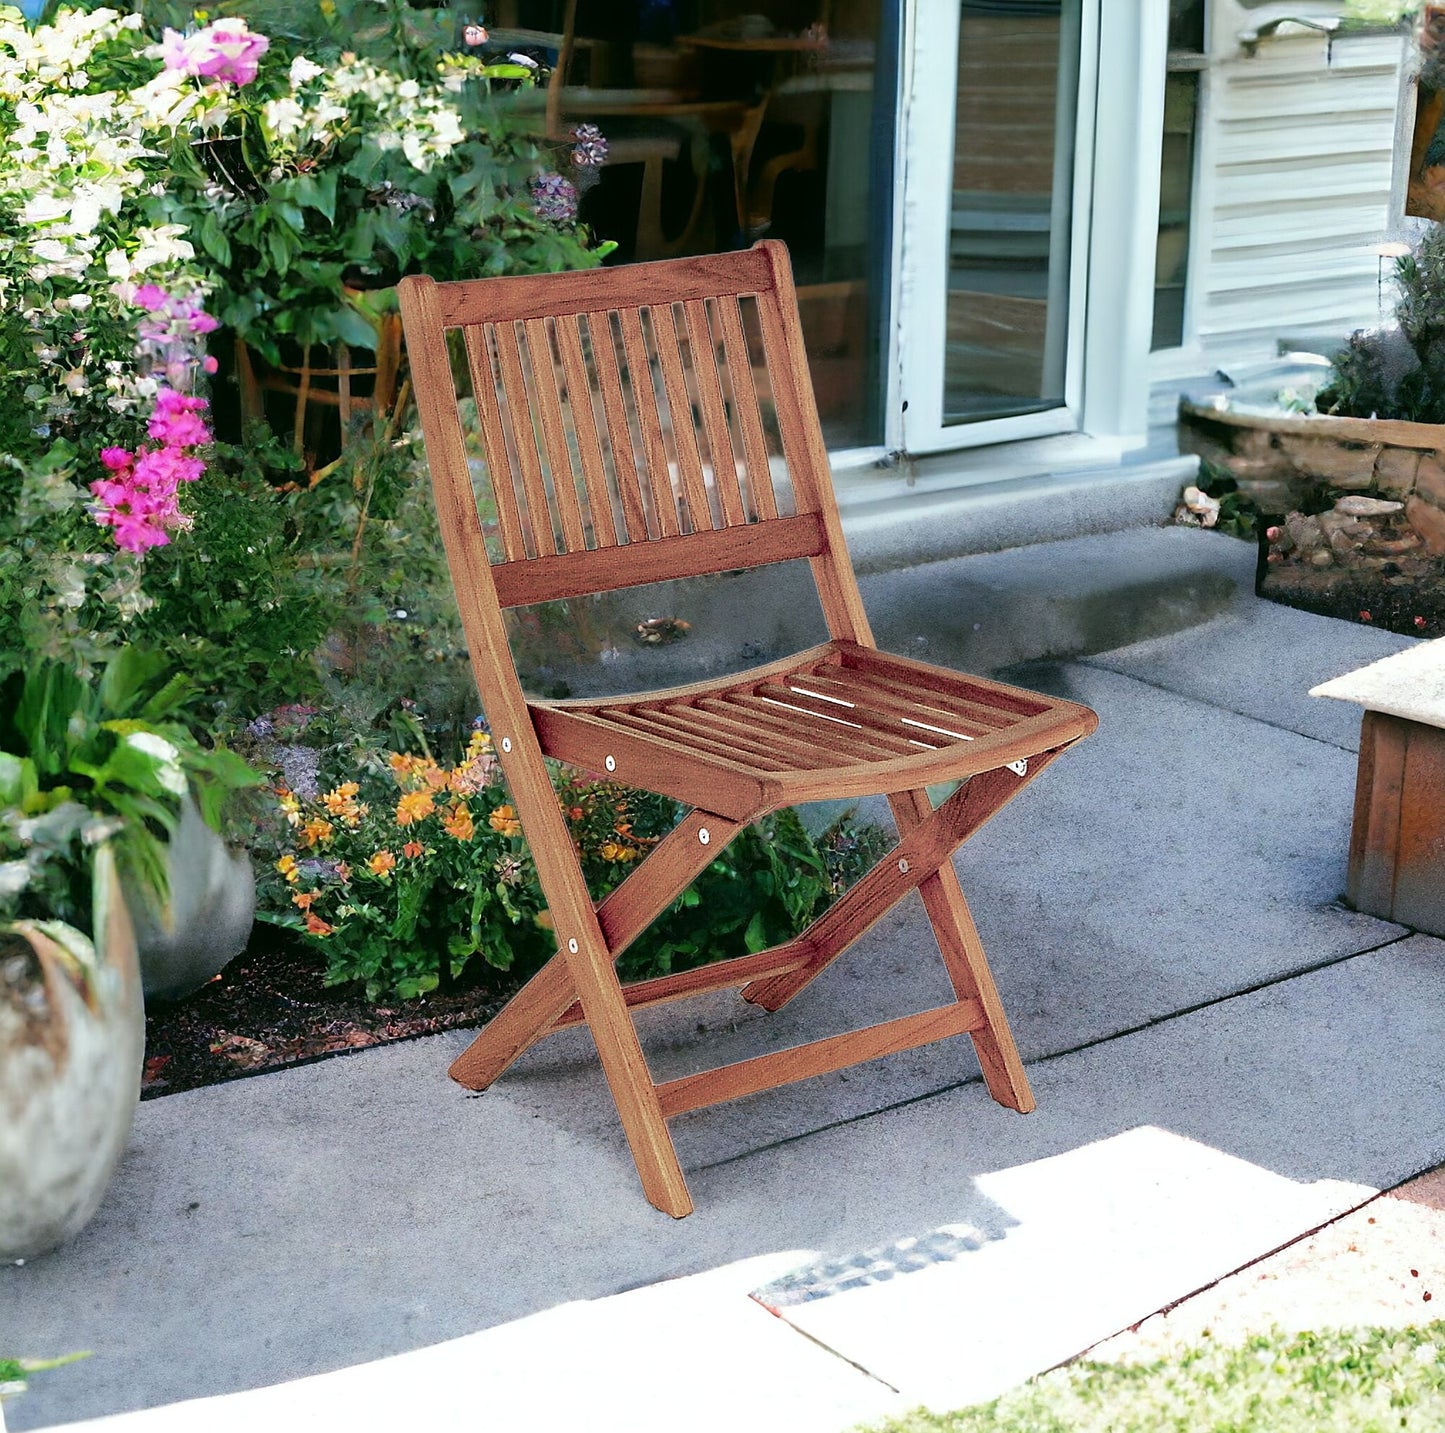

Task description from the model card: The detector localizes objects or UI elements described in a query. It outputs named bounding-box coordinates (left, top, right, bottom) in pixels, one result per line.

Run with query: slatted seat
left=398, top=241, right=1097, bottom=1218
left=535, top=641, right=1091, bottom=818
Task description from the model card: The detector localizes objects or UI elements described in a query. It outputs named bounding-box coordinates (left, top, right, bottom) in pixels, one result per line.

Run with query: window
left=1153, top=0, right=1204, bottom=350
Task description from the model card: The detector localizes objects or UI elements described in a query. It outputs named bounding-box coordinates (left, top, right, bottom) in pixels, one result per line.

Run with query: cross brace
left=447, top=750, right=1064, bottom=1133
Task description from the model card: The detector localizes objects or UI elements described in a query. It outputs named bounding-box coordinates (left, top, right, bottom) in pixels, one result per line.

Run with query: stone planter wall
left=1180, top=400, right=1445, bottom=557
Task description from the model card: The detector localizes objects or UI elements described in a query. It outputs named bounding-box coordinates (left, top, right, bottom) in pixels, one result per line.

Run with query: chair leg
left=889, top=789, right=1034, bottom=1114
left=561, top=930, right=694, bottom=1218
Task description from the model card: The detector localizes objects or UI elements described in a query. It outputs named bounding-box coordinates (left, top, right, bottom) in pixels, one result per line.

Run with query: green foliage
left=1195, top=462, right=1261, bottom=540
left=0, top=647, right=260, bottom=927
left=1321, top=227, right=1445, bottom=423
left=0, top=429, right=337, bottom=726
left=0, top=1351, right=91, bottom=1403
left=251, top=729, right=888, bottom=1003
left=148, top=0, right=606, bottom=366
left=861, top=1322, right=1445, bottom=1432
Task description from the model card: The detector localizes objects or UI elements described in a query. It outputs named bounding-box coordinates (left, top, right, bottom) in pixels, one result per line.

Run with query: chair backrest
left=398, top=240, right=873, bottom=645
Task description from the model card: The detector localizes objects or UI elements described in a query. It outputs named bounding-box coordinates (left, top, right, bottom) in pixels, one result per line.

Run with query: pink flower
left=188, top=311, right=219, bottom=335
left=147, top=387, right=212, bottom=448
left=131, top=284, right=168, bottom=312
left=100, top=447, right=134, bottom=472
left=162, top=19, right=269, bottom=86
left=202, top=355, right=219, bottom=375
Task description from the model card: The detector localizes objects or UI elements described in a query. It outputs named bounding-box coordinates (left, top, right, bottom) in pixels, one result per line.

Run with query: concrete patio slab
left=1085, top=539, right=1417, bottom=752
left=8, top=935, right=1443, bottom=1432
left=488, top=657, right=1400, bottom=1169
left=5, top=532, right=1439, bottom=1433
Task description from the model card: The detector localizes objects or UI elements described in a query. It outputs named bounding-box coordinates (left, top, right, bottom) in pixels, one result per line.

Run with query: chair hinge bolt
left=898, top=858, right=909, bottom=874
left=698, top=827, right=711, bottom=846
left=567, top=938, right=579, bottom=954
left=501, top=737, right=512, bottom=753
left=1007, top=758, right=1027, bottom=776
left=605, top=755, right=616, bottom=772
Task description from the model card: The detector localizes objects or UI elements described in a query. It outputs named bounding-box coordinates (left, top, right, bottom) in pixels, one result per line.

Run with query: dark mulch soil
left=1260, top=567, right=1445, bottom=639
left=141, top=924, right=525, bottom=1099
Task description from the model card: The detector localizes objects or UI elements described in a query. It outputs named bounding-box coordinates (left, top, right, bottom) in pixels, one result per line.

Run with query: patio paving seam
left=694, top=927, right=1416, bottom=1175
left=1070, top=655, right=1363, bottom=754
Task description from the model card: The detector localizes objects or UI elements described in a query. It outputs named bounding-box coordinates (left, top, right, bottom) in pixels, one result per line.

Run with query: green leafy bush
left=252, top=727, right=890, bottom=1003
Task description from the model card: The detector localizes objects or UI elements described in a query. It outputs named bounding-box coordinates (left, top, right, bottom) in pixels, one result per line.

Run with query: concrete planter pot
left=132, top=795, right=255, bottom=1003
left=0, top=845, right=144, bottom=1262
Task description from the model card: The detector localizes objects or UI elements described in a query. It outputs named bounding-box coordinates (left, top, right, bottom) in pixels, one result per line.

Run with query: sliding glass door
left=900, top=0, right=1093, bottom=454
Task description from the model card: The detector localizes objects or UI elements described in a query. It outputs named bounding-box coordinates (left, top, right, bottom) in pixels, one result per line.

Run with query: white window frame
left=895, top=0, right=1097, bottom=454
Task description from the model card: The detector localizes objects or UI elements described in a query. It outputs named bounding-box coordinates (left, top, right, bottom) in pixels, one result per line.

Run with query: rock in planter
left=131, top=795, right=255, bottom=1002
left=0, top=845, right=143, bottom=1261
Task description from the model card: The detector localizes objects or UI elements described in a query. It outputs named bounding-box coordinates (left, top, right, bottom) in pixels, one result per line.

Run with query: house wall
left=1185, top=13, right=1410, bottom=366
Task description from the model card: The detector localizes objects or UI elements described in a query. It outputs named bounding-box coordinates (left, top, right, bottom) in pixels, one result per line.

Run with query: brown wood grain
left=656, top=1000, right=986, bottom=1117
left=399, top=246, right=1098, bottom=1217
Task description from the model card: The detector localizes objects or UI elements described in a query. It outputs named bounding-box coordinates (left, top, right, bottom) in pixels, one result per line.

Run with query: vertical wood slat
left=555, top=313, right=619, bottom=547
left=648, top=303, right=713, bottom=533
left=523, top=318, right=588, bottom=554
left=756, top=246, right=874, bottom=646
left=716, top=295, right=777, bottom=520
left=463, top=326, right=529, bottom=562
left=493, top=320, right=558, bottom=557
left=618, top=307, right=681, bottom=538
left=586, top=310, right=651, bottom=544
left=684, top=299, right=745, bottom=526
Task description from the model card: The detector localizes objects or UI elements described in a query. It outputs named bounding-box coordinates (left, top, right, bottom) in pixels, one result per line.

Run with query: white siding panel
left=1195, top=30, right=1407, bottom=353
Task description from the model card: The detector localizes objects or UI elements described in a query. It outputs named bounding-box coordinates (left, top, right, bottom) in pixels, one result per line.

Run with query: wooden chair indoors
left=397, top=242, right=1097, bottom=1217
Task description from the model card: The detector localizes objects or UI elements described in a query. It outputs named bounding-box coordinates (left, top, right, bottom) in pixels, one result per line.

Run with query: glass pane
left=497, top=0, right=896, bottom=448
left=944, top=0, right=1080, bottom=426
left=1168, top=0, right=1205, bottom=53
left=1153, top=69, right=1199, bottom=351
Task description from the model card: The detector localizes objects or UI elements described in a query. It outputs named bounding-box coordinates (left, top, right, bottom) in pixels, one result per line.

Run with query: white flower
left=130, top=223, right=195, bottom=273
left=104, top=247, right=132, bottom=281
left=67, top=293, right=93, bottom=311
left=62, top=369, right=88, bottom=395
left=289, top=55, right=323, bottom=86
left=21, top=193, right=69, bottom=225
left=262, top=96, right=305, bottom=140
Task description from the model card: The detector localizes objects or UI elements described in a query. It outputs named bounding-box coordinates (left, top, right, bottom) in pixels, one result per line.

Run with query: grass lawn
left=862, top=1322, right=1445, bottom=1432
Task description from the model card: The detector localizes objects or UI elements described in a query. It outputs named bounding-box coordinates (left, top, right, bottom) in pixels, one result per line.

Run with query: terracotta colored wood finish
left=398, top=243, right=1097, bottom=1216
left=1347, top=711, right=1445, bottom=937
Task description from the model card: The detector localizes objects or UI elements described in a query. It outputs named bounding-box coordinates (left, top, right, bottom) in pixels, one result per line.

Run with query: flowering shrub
left=154, top=9, right=610, bottom=365
left=255, top=730, right=885, bottom=1003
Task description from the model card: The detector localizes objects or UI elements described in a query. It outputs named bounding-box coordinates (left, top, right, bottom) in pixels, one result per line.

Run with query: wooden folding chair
left=398, top=242, right=1097, bottom=1218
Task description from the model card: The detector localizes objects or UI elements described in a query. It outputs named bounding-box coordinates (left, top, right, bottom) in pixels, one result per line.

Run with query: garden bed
left=140, top=923, right=525, bottom=1098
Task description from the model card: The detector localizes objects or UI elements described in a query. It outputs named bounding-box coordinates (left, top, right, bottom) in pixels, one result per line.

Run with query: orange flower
left=566, top=806, right=584, bottom=821
left=276, top=786, right=301, bottom=827
left=489, top=803, right=521, bottom=838
left=322, top=782, right=360, bottom=816
left=442, top=801, right=474, bottom=841
left=402, top=841, right=424, bottom=859
left=301, top=817, right=333, bottom=849
left=292, top=890, right=318, bottom=911
left=275, top=853, right=299, bottom=884
left=422, top=764, right=449, bottom=791
left=395, top=790, right=436, bottom=825
left=601, top=841, right=639, bottom=863
left=368, top=850, right=396, bottom=876
left=535, top=909, right=554, bottom=930
left=304, top=912, right=334, bottom=936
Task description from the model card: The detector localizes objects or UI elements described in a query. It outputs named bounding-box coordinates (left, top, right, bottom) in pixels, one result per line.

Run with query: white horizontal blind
left=1196, top=30, right=1406, bottom=356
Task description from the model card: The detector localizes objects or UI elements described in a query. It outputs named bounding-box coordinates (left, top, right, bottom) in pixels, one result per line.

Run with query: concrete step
left=521, top=526, right=1254, bottom=700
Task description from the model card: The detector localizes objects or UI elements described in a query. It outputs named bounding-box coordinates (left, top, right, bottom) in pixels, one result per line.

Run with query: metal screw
left=898, top=858, right=910, bottom=874
left=605, top=755, right=616, bottom=772
left=567, top=938, right=579, bottom=954
left=1006, top=758, right=1026, bottom=777
left=698, top=827, right=711, bottom=846
left=501, top=737, right=512, bottom=753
